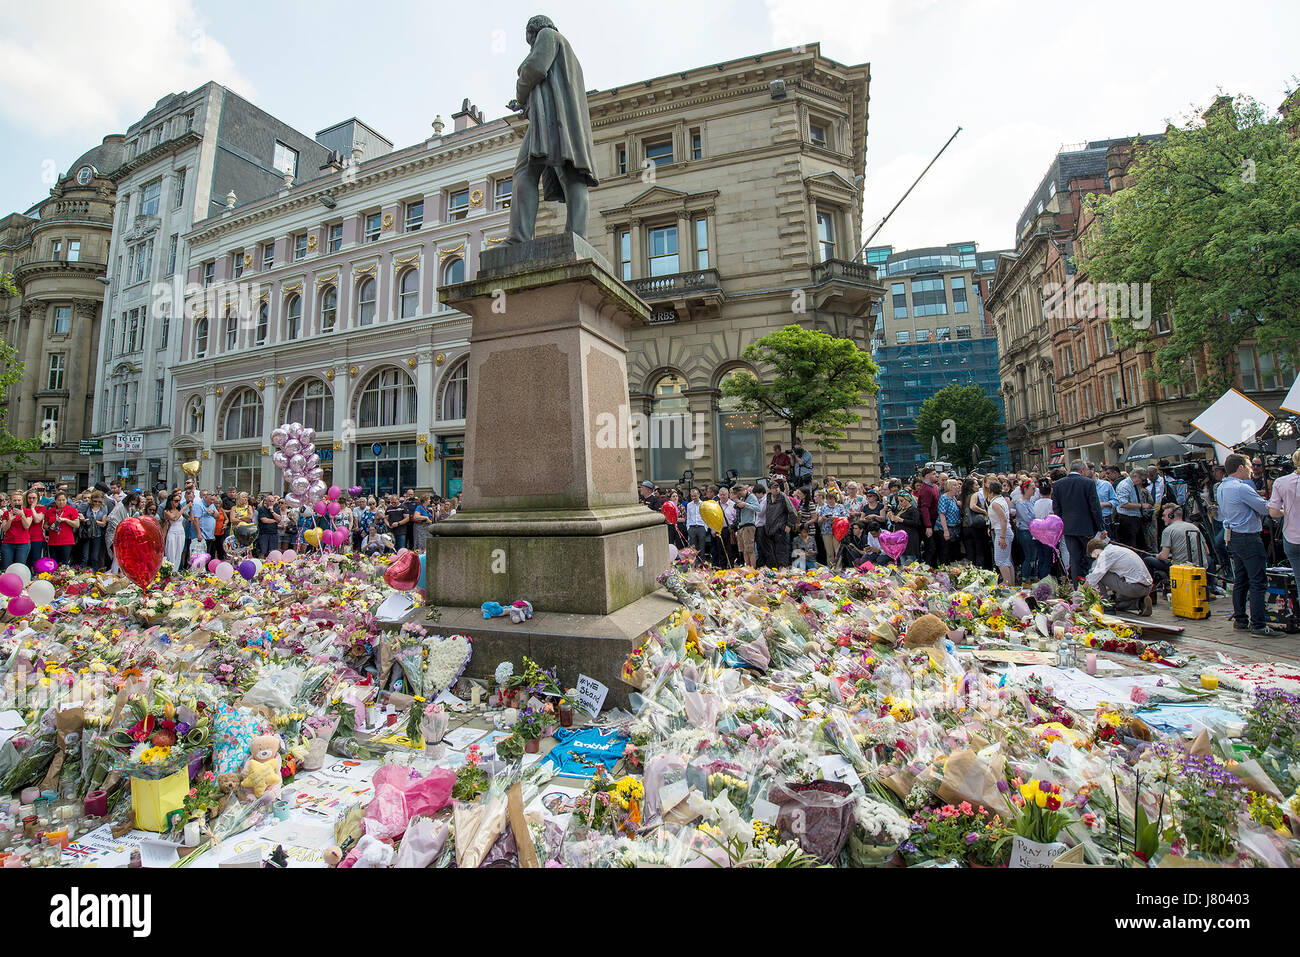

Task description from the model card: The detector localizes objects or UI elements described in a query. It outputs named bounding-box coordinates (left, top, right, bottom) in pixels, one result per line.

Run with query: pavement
left=1140, top=590, right=1300, bottom=668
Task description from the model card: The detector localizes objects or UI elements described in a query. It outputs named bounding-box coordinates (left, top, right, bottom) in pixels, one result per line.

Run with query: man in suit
left=1052, top=460, right=1105, bottom=582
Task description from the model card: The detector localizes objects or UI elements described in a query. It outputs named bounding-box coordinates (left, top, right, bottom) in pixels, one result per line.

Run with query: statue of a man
left=503, top=15, right=599, bottom=245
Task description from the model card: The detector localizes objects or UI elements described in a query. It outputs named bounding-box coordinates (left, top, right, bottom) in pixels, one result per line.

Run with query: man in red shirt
left=769, top=443, right=792, bottom=483
left=914, top=467, right=941, bottom=567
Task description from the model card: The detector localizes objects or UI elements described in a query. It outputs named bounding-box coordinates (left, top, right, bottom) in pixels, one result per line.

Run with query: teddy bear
left=903, top=613, right=948, bottom=649
left=241, top=734, right=283, bottom=798
left=215, top=772, right=243, bottom=816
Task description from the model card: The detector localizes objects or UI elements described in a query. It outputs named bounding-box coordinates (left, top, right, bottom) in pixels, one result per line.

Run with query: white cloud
left=0, top=0, right=253, bottom=137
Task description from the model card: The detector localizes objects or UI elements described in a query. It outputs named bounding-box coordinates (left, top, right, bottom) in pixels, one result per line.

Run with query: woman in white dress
left=162, top=491, right=186, bottom=569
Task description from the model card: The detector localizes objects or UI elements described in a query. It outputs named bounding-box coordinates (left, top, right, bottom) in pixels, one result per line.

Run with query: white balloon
left=283, top=439, right=302, bottom=456
left=309, top=467, right=324, bottom=481
left=306, top=453, right=320, bottom=469
left=5, top=563, right=31, bottom=586
left=288, top=421, right=303, bottom=436
left=26, top=579, right=55, bottom=606
left=300, top=427, right=316, bottom=446
left=270, top=428, right=288, bottom=449
left=289, top=454, right=306, bottom=472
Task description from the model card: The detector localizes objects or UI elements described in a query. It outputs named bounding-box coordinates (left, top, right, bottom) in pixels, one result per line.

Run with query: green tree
left=0, top=272, right=41, bottom=468
left=1082, top=91, right=1300, bottom=399
left=719, top=324, right=878, bottom=451
left=913, top=384, right=1004, bottom=471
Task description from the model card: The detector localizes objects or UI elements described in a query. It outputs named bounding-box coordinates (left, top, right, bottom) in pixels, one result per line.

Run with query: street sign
left=119, top=467, right=131, bottom=478
left=78, top=439, right=103, bottom=456
left=114, top=433, right=143, bottom=453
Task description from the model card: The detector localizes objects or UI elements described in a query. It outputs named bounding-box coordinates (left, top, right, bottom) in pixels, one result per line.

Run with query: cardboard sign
left=576, top=674, right=608, bottom=718
left=1009, top=835, right=1067, bottom=868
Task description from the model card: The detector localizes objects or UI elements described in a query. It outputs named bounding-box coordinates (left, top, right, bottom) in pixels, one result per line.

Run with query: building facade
left=866, top=242, right=1010, bottom=472
left=0, top=136, right=125, bottom=491
left=170, top=44, right=883, bottom=497
left=89, top=84, right=332, bottom=490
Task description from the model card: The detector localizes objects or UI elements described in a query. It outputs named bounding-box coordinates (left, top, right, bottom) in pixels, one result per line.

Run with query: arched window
left=399, top=268, right=419, bottom=318
left=255, top=301, right=268, bottom=344
left=286, top=294, right=302, bottom=340
left=439, top=359, right=468, bottom=420
left=194, top=317, right=208, bottom=358
left=320, top=286, right=337, bottom=332
left=186, top=396, right=205, bottom=434
left=442, top=258, right=464, bottom=285
left=650, top=373, right=689, bottom=483
left=357, top=278, right=376, bottom=326
left=222, top=388, right=263, bottom=440
left=357, top=368, right=416, bottom=428
left=716, top=369, right=762, bottom=480
left=283, top=378, right=334, bottom=433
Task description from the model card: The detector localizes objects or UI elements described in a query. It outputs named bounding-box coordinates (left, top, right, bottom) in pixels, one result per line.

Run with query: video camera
left=1263, top=454, right=1296, bottom=479
left=1166, top=459, right=1212, bottom=492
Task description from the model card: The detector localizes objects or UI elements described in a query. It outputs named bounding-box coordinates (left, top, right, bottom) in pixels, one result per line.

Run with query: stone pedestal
left=428, top=234, right=673, bottom=698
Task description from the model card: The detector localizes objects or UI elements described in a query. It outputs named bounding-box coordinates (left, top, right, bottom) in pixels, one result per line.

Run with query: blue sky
left=1, top=0, right=1295, bottom=252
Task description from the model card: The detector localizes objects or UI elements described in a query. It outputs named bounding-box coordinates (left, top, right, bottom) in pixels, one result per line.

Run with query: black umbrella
left=1182, top=429, right=1217, bottom=448
left=1124, top=434, right=1194, bottom=462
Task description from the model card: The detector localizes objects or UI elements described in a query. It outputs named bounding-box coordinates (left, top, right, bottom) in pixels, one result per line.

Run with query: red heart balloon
left=383, top=549, right=421, bottom=591
left=832, top=516, right=850, bottom=542
left=114, top=516, right=165, bottom=590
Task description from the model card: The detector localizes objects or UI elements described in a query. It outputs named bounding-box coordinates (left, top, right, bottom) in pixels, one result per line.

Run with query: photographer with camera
left=1267, top=449, right=1300, bottom=595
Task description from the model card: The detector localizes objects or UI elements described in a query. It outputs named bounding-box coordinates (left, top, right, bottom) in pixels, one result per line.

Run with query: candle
left=1201, top=674, right=1219, bottom=690
left=20, top=788, right=38, bottom=805
left=1085, top=653, right=1097, bottom=676
left=83, top=790, right=108, bottom=817
left=46, top=828, right=68, bottom=850
left=183, top=821, right=201, bottom=846
left=1052, top=624, right=1065, bottom=641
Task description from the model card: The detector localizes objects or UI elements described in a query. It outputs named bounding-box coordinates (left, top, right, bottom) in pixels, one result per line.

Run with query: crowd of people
left=1, top=478, right=462, bottom=575
left=640, top=440, right=1300, bottom=639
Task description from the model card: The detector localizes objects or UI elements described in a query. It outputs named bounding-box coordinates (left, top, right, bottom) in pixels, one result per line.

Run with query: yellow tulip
left=1019, top=783, right=1034, bottom=801
left=1035, top=790, right=1048, bottom=808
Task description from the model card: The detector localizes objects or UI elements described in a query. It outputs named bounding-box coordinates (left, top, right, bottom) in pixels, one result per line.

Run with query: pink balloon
left=878, top=529, right=909, bottom=562
left=7, top=595, right=35, bottom=617
left=315, top=501, right=328, bottom=516
left=327, top=502, right=341, bottom=516
left=0, top=573, right=21, bottom=598
left=207, top=559, right=220, bottom=573
left=267, top=550, right=283, bottom=563
left=1030, top=515, right=1065, bottom=549
left=282, top=549, right=297, bottom=562
left=214, top=562, right=234, bottom=582
left=327, top=485, right=341, bottom=500
left=34, top=558, right=57, bottom=574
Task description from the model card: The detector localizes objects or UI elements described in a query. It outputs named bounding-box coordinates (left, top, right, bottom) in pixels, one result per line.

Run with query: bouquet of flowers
left=1011, top=779, right=1072, bottom=844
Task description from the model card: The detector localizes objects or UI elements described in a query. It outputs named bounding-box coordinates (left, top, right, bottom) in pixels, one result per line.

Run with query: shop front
left=355, top=440, right=418, bottom=498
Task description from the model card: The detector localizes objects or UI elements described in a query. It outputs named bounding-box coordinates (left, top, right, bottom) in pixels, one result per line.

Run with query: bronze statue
left=503, top=15, right=598, bottom=244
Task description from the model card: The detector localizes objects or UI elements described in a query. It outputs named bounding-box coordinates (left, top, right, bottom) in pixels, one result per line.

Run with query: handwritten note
left=576, top=674, right=608, bottom=718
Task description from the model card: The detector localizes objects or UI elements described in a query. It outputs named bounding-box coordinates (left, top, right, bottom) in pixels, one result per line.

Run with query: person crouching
left=1084, top=536, right=1153, bottom=616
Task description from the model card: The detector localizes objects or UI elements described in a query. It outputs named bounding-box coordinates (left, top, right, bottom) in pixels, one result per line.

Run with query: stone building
left=0, top=136, right=125, bottom=491
left=999, top=136, right=1296, bottom=470
left=865, top=241, right=1011, bottom=473
left=170, top=43, right=883, bottom=497
left=89, top=84, right=332, bottom=490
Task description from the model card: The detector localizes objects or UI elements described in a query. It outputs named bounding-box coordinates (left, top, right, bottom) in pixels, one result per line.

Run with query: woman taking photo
left=936, top=479, right=962, bottom=565
left=2, top=491, right=33, bottom=569
left=24, top=489, right=46, bottom=571
left=162, top=491, right=186, bottom=569
left=988, top=480, right=1014, bottom=585
left=85, top=491, right=109, bottom=571
left=410, top=494, right=434, bottom=553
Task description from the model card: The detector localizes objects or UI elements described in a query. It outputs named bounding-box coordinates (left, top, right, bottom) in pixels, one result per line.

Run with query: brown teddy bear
left=241, top=734, right=283, bottom=798
left=904, top=613, right=948, bottom=649
left=215, top=772, right=243, bottom=817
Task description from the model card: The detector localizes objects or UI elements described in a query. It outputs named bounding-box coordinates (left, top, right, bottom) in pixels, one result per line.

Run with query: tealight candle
left=19, top=788, right=38, bottom=805
left=1201, top=674, right=1219, bottom=690
left=183, top=820, right=201, bottom=846
left=83, top=790, right=108, bottom=817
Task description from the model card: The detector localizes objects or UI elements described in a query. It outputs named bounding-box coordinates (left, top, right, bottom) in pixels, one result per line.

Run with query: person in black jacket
left=1051, top=460, right=1105, bottom=582
left=890, top=490, right=924, bottom=562
left=763, top=480, right=797, bottom=569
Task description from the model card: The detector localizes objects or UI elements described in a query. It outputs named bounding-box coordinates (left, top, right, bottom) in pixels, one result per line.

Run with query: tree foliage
left=0, top=273, right=41, bottom=467
left=1082, top=91, right=1300, bottom=400
left=719, top=324, right=879, bottom=451
left=913, top=384, right=1004, bottom=471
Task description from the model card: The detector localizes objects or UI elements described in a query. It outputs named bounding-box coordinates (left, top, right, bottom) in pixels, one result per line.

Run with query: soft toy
left=213, top=703, right=260, bottom=776
left=904, top=613, right=948, bottom=649
left=480, top=601, right=506, bottom=620
left=323, top=845, right=343, bottom=868
left=508, top=600, right=533, bottom=624
left=241, top=734, right=282, bottom=798
left=216, top=772, right=243, bottom=816
left=340, top=833, right=394, bottom=869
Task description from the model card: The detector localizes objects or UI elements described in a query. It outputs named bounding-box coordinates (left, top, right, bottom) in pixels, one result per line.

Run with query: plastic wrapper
left=453, top=793, right=509, bottom=868
left=240, top=665, right=304, bottom=710
left=769, top=779, right=856, bottom=864
left=394, top=816, right=449, bottom=868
